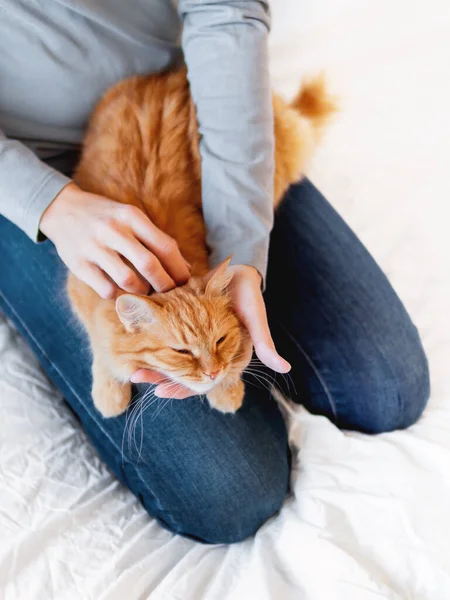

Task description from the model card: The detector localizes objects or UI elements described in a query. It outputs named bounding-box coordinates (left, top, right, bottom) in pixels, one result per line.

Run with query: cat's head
left=115, top=260, right=251, bottom=394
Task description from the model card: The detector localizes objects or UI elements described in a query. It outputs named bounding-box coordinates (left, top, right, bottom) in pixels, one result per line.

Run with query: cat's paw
left=92, top=377, right=132, bottom=418
left=207, top=378, right=245, bottom=414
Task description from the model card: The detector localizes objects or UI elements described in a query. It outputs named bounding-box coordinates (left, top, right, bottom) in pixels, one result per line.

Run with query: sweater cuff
left=23, top=171, right=72, bottom=242
left=209, top=236, right=269, bottom=291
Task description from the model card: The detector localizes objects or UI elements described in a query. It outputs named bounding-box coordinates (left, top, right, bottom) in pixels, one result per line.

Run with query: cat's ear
left=204, top=256, right=233, bottom=296
left=116, top=294, right=159, bottom=332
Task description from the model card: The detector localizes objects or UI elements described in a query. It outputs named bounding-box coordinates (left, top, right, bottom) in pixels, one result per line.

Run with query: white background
left=1, top=1, right=450, bottom=598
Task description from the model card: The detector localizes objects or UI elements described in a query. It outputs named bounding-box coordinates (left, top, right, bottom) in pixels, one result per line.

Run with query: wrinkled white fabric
left=1, top=0, right=450, bottom=598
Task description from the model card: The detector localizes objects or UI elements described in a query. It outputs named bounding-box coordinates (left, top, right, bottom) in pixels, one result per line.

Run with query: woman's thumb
left=233, top=276, right=291, bottom=373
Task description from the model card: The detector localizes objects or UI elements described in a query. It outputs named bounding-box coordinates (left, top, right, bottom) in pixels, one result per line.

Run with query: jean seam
left=0, top=289, right=164, bottom=512
left=278, top=323, right=339, bottom=423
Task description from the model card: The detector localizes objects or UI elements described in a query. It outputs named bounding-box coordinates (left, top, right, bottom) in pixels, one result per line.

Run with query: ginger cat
left=68, top=68, right=335, bottom=417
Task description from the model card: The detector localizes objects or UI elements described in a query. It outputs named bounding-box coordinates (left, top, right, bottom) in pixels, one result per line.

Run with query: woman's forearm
left=179, top=0, right=274, bottom=283
left=0, top=130, right=71, bottom=239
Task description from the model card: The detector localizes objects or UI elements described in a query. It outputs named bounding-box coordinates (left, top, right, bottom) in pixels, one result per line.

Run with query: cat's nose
left=203, top=370, right=220, bottom=381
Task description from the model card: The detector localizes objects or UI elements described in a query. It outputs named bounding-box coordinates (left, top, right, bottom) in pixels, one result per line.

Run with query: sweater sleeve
left=0, top=130, right=71, bottom=240
left=178, top=0, right=274, bottom=282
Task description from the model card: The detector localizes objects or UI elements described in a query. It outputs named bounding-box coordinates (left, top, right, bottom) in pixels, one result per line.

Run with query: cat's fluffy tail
left=290, top=75, right=337, bottom=136
left=272, top=75, right=337, bottom=206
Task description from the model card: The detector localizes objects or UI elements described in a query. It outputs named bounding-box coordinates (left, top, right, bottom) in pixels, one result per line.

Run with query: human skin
left=40, top=184, right=290, bottom=398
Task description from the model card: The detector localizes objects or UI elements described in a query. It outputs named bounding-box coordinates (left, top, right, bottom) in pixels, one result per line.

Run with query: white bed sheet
left=2, top=1, right=450, bottom=598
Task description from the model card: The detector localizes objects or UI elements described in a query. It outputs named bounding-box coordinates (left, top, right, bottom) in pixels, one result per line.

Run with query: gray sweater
left=0, top=0, right=274, bottom=280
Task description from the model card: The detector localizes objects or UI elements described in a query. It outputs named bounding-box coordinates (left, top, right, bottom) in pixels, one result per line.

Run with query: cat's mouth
left=171, top=371, right=227, bottom=395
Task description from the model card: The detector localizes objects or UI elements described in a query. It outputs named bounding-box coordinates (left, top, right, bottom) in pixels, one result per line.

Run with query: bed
left=1, top=1, right=450, bottom=598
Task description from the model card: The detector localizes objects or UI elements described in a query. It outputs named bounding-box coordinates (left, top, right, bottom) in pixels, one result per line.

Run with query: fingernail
left=275, top=356, right=291, bottom=372
left=280, top=359, right=291, bottom=372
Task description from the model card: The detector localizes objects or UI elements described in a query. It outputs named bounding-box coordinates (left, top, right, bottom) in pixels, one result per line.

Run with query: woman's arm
left=0, top=130, right=71, bottom=239
left=0, top=130, right=190, bottom=297
left=179, top=0, right=274, bottom=283
left=135, top=0, right=289, bottom=392
left=170, top=1, right=291, bottom=382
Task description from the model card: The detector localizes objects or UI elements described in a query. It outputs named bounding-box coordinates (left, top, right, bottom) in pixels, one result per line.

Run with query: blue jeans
left=0, top=179, right=430, bottom=543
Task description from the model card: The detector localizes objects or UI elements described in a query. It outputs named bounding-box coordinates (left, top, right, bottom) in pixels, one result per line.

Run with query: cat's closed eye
left=217, top=335, right=227, bottom=345
left=173, top=348, right=192, bottom=355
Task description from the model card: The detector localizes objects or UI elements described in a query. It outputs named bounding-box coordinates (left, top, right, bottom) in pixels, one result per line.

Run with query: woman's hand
left=40, top=183, right=190, bottom=298
left=42, top=185, right=290, bottom=396
left=132, top=264, right=291, bottom=398
left=228, top=264, right=291, bottom=372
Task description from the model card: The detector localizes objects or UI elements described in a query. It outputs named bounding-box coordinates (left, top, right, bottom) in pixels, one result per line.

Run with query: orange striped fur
left=67, top=68, right=335, bottom=416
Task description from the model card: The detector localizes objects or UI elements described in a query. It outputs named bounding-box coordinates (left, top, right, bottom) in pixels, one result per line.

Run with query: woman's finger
left=123, top=206, right=190, bottom=285
left=131, top=369, right=193, bottom=399
left=73, top=261, right=118, bottom=300
left=107, top=230, right=176, bottom=292
left=154, top=383, right=195, bottom=399
left=233, top=277, right=291, bottom=373
left=130, top=369, right=167, bottom=385
left=95, top=248, right=150, bottom=294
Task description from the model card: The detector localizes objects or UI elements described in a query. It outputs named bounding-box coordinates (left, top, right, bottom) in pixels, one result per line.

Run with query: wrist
left=229, top=264, right=262, bottom=287
left=39, top=182, right=80, bottom=239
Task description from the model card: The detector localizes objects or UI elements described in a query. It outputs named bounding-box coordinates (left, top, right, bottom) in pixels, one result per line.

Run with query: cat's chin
left=172, top=376, right=225, bottom=396
left=183, top=380, right=220, bottom=395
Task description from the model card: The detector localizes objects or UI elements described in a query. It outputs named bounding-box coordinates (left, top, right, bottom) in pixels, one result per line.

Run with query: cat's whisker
left=281, top=370, right=297, bottom=397
left=130, top=394, right=147, bottom=453
left=122, top=404, right=135, bottom=465
left=154, top=380, right=185, bottom=398
left=244, top=362, right=275, bottom=375
left=243, top=373, right=273, bottom=393
left=246, top=373, right=276, bottom=388
left=249, top=378, right=273, bottom=395
left=151, top=397, right=172, bottom=421
left=122, top=393, right=144, bottom=459
left=130, top=393, right=162, bottom=458
left=245, top=358, right=298, bottom=398
left=245, top=369, right=276, bottom=385
left=241, top=374, right=263, bottom=391
left=244, top=364, right=271, bottom=373
left=127, top=401, right=143, bottom=456
left=243, top=365, right=273, bottom=377
left=242, top=368, right=277, bottom=394
left=136, top=390, right=160, bottom=458
left=124, top=386, right=158, bottom=457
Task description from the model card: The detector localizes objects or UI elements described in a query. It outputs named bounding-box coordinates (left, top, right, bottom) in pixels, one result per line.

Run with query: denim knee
left=338, top=341, right=430, bottom=434
left=187, top=469, right=288, bottom=544
left=136, top=443, right=290, bottom=544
